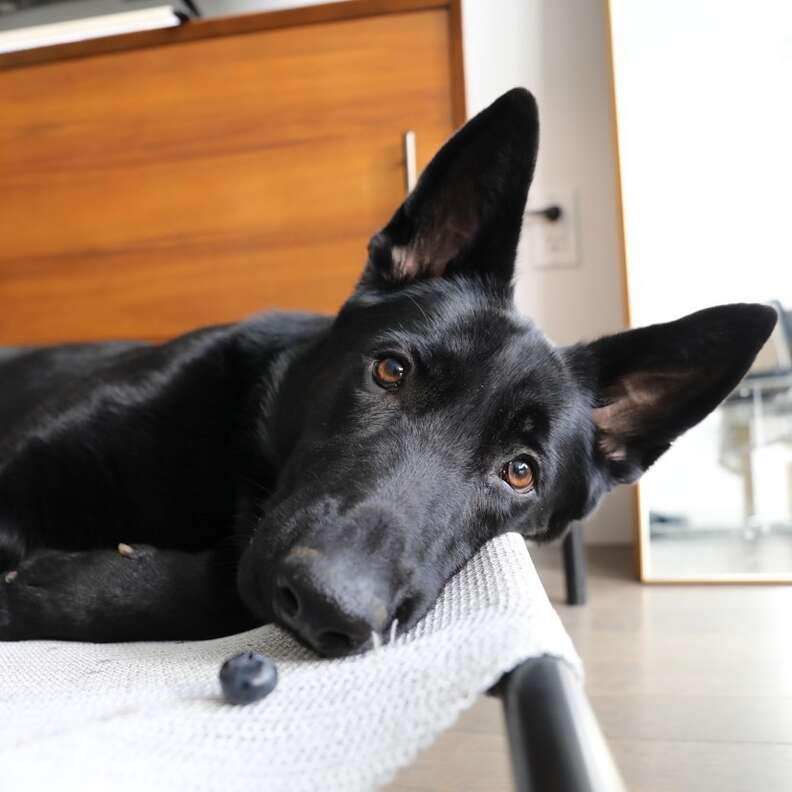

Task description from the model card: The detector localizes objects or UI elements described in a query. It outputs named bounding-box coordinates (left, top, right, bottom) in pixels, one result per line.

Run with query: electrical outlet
left=525, top=191, right=579, bottom=268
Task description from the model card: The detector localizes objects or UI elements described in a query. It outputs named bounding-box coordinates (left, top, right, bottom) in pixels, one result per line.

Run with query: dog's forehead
left=358, top=280, right=560, bottom=374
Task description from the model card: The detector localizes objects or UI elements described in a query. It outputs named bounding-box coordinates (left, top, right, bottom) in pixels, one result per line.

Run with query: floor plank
left=610, top=739, right=792, bottom=792
left=385, top=543, right=792, bottom=792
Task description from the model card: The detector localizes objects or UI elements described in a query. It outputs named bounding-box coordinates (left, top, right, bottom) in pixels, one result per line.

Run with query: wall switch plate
left=525, top=190, right=579, bottom=268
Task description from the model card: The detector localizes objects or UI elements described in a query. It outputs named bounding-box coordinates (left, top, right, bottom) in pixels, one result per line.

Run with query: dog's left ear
left=570, top=303, right=777, bottom=486
left=363, top=88, right=539, bottom=290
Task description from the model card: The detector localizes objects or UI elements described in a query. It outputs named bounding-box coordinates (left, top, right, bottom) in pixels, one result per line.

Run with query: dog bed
left=0, top=532, right=580, bottom=792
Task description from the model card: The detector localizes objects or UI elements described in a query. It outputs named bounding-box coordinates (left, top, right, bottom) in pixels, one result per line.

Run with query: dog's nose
left=273, top=549, right=392, bottom=657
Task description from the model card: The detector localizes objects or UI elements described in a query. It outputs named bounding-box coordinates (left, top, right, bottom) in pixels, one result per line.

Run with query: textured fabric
left=0, top=533, right=580, bottom=792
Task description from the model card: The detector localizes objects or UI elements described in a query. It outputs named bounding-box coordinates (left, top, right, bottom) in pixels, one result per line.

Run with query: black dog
left=0, top=89, right=775, bottom=656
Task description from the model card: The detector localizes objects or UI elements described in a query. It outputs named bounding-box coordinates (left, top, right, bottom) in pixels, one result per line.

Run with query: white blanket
left=0, top=533, right=580, bottom=792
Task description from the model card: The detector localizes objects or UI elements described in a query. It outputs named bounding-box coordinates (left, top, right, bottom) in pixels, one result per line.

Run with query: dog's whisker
left=388, top=619, right=399, bottom=645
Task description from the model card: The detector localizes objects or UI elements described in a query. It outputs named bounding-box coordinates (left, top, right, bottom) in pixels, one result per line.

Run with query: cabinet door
left=0, top=8, right=458, bottom=344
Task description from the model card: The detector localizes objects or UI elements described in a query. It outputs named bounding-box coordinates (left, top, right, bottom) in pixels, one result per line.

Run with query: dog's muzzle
left=271, top=545, right=401, bottom=656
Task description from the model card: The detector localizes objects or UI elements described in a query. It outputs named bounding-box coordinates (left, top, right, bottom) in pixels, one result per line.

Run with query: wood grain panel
left=0, top=0, right=454, bottom=70
left=0, top=9, right=456, bottom=344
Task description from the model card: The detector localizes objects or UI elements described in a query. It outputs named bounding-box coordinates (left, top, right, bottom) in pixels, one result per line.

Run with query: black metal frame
left=496, top=656, right=625, bottom=792
left=562, top=525, right=587, bottom=606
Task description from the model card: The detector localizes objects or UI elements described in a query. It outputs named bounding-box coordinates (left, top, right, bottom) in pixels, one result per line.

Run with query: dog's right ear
left=361, top=88, right=539, bottom=292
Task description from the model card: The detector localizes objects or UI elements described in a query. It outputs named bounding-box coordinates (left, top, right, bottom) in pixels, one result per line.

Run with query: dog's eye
left=373, top=357, right=406, bottom=389
left=502, top=458, right=535, bottom=493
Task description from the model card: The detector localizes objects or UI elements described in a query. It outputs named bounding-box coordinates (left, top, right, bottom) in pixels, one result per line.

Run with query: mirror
left=608, top=0, right=792, bottom=581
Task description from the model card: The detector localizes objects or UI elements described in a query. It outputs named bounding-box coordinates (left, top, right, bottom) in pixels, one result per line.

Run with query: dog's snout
left=273, top=549, right=394, bottom=657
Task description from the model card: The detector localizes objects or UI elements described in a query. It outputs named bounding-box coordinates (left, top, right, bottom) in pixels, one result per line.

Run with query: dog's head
left=237, top=89, right=776, bottom=656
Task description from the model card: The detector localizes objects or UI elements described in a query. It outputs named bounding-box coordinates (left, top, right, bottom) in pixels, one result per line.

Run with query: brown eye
left=503, top=458, right=535, bottom=493
left=373, top=357, right=406, bottom=389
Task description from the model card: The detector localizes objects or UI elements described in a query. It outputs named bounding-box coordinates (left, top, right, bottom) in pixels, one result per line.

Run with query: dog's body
left=0, top=90, right=776, bottom=654
left=0, top=315, right=329, bottom=641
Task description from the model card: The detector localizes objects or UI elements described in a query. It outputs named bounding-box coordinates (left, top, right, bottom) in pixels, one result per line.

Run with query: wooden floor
left=386, top=544, right=792, bottom=792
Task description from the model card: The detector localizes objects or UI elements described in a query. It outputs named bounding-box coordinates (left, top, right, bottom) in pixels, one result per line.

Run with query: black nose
left=272, top=549, right=393, bottom=657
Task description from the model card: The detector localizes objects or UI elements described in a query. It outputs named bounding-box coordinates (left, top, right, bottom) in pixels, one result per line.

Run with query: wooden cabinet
left=0, top=0, right=464, bottom=345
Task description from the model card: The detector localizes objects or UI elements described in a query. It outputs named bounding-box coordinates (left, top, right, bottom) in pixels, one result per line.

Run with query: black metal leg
left=562, top=523, right=587, bottom=606
left=499, top=656, right=626, bottom=792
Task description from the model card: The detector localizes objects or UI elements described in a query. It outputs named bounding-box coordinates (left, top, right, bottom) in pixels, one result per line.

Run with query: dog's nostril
left=315, top=630, right=354, bottom=656
left=394, top=595, right=420, bottom=628
left=275, top=584, right=300, bottom=619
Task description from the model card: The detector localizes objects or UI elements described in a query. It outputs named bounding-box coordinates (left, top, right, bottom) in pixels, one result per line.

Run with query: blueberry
left=219, top=652, right=278, bottom=705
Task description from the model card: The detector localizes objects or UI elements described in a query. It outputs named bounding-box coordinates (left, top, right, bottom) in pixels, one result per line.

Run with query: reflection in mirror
left=608, top=0, right=792, bottom=580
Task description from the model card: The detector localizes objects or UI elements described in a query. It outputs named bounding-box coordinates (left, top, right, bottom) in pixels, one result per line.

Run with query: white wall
left=609, top=0, right=792, bottom=549
left=610, top=0, right=792, bottom=326
left=462, top=0, right=634, bottom=544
